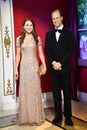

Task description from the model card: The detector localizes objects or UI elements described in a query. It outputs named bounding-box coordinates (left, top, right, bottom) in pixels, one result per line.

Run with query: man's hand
left=52, top=61, right=62, bottom=70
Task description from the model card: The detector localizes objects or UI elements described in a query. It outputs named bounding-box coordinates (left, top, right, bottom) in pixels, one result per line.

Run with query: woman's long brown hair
left=19, top=19, right=39, bottom=45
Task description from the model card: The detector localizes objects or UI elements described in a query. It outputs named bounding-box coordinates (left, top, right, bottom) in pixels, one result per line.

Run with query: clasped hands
left=52, top=61, right=62, bottom=70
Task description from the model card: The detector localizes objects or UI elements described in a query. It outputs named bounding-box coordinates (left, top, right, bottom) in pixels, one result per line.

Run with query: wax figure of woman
left=14, top=18, right=47, bottom=125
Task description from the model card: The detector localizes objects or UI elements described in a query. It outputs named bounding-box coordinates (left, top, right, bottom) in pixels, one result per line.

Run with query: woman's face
left=24, top=20, right=33, bottom=34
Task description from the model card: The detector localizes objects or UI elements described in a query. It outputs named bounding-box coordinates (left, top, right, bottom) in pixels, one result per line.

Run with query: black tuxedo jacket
left=44, top=27, right=74, bottom=75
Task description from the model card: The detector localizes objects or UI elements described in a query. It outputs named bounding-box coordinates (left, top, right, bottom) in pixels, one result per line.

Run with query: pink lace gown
left=16, top=36, right=45, bottom=125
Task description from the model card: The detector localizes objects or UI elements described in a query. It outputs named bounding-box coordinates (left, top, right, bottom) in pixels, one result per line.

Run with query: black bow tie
left=55, top=29, right=62, bottom=33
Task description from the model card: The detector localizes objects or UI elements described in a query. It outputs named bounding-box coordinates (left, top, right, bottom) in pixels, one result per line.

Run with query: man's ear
left=61, top=16, right=63, bottom=21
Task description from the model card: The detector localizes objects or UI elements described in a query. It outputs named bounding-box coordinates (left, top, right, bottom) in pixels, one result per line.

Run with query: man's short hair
left=52, top=9, right=63, bottom=17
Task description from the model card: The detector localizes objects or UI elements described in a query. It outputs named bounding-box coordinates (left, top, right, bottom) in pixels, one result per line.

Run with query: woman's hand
left=14, top=69, right=18, bottom=80
left=39, top=66, right=47, bottom=76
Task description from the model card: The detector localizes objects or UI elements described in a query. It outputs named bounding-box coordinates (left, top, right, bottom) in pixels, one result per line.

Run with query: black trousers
left=51, top=74, right=72, bottom=119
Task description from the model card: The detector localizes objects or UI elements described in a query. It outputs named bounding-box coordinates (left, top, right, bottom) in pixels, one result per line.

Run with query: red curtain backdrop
left=13, top=0, right=70, bottom=95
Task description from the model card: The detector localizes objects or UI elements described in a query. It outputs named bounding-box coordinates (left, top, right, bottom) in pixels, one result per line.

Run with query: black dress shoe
left=65, top=118, right=73, bottom=126
left=52, top=118, right=62, bottom=125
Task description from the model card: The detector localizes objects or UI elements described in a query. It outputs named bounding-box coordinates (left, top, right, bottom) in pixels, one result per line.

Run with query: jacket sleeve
left=60, top=31, right=74, bottom=66
left=44, top=32, right=54, bottom=64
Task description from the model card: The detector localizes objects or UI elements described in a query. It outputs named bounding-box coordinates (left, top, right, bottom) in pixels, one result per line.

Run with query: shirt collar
left=55, top=24, right=64, bottom=30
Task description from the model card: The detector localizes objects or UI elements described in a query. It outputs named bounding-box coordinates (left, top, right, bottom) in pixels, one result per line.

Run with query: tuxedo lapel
left=57, top=33, right=62, bottom=44
left=51, top=30, right=58, bottom=46
left=56, top=27, right=65, bottom=45
left=52, top=29, right=59, bottom=42
left=51, top=28, right=64, bottom=47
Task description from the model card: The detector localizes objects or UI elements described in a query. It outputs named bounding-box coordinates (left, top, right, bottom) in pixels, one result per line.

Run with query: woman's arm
left=38, top=45, right=47, bottom=75
left=14, top=47, right=20, bottom=80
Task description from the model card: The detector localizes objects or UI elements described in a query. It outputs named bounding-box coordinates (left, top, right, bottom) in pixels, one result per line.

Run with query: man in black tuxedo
left=44, top=9, right=74, bottom=126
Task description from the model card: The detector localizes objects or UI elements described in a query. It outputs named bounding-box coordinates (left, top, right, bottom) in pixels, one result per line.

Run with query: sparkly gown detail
left=16, top=36, right=45, bottom=125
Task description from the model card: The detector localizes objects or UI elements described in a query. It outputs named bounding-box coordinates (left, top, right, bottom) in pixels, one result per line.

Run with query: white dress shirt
left=55, top=24, right=64, bottom=42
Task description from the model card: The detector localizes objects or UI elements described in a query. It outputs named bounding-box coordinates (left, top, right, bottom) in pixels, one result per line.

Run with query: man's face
left=52, top=11, right=63, bottom=28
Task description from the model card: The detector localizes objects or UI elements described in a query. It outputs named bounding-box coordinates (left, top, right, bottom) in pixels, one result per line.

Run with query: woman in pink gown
left=14, top=19, right=47, bottom=125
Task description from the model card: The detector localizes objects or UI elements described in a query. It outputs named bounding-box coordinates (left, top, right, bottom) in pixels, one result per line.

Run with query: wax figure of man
left=44, top=9, right=74, bottom=126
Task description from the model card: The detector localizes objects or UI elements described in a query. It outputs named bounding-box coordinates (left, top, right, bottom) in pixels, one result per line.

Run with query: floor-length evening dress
left=16, top=36, right=45, bottom=125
